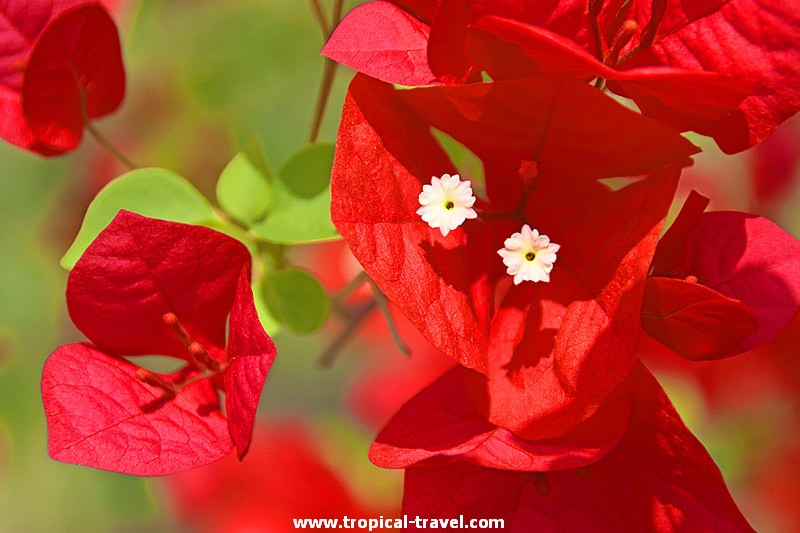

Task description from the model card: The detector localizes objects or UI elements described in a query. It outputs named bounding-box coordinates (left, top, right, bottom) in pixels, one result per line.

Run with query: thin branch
left=309, top=0, right=330, bottom=36
left=308, top=58, right=338, bottom=143
left=332, top=0, right=345, bottom=28
left=587, top=0, right=606, bottom=62
left=307, top=0, right=346, bottom=143
left=331, top=270, right=369, bottom=304
left=84, top=120, right=138, bottom=170
left=71, top=54, right=138, bottom=170
left=369, top=279, right=411, bottom=357
left=80, top=87, right=137, bottom=170
left=318, top=299, right=376, bottom=367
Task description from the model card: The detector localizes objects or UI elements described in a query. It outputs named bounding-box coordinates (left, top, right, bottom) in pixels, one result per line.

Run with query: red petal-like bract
left=0, top=0, right=80, bottom=154
left=46, top=212, right=278, bottom=474
left=470, top=0, right=800, bottom=152
left=642, top=276, right=758, bottom=361
left=332, top=73, right=690, bottom=376
left=322, top=1, right=438, bottom=86
left=750, top=117, right=800, bottom=204
left=225, top=270, right=278, bottom=460
left=22, top=3, right=125, bottom=152
left=629, top=0, right=800, bottom=153
left=678, top=212, right=800, bottom=354
left=370, top=365, right=632, bottom=471
left=468, top=15, right=753, bottom=138
left=397, top=75, right=697, bottom=206
left=166, top=423, right=389, bottom=533
left=403, top=368, right=754, bottom=532
left=485, top=167, right=679, bottom=439
left=332, top=73, right=511, bottom=373
left=43, top=343, right=232, bottom=476
left=648, top=194, right=800, bottom=358
left=67, top=210, right=251, bottom=360
left=337, top=0, right=800, bottom=153
left=650, top=190, right=711, bottom=278
left=0, top=1, right=125, bottom=155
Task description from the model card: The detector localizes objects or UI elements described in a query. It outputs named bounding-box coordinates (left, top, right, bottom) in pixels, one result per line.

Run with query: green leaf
left=251, top=143, right=339, bottom=244
left=261, top=268, right=328, bottom=334
left=252, top=281, right=283, bottom=336
left=216, top=137, right=272, bottom=225
left=61, top=168, right=215, bottom=270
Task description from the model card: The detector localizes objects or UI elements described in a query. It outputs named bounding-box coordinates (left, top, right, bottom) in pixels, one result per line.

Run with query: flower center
left=445, top=200, right=455, bottom=210
left=135, top=313, right=229, bottom=409
left=497, top=225, right=561, bottom=284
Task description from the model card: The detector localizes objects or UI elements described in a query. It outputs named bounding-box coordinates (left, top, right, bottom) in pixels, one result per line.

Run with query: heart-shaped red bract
left=0, top=1, right=125, bottom=155
left=42, top=212, right=276, bottom=475
left=333, top=72, right=683, bottom=440
left=401, top=367, right=754, bottom=532
left=370, top=364, right=634, bottom=472
left=644, top=191, right=800, bottom=360
left=43, top=343, right=233, bottom=476
left=328, top=0, right=800, bottom=153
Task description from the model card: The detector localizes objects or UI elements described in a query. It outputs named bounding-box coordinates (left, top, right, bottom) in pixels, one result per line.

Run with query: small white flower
left=417, top=173, right=478, bottom=236
left=497, top=225, right=560, bottom=284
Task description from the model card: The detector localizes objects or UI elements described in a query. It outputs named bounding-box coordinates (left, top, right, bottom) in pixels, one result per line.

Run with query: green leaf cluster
left=62, top=139, right=337, bottom=337
left=217, top=140, right=339, bottom=244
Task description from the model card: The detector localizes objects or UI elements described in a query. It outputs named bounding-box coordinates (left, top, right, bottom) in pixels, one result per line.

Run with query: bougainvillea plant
left=0, top=1, right=125, bottom=155
left=42, top=211, right=276, bottom=475
left=0, top=0, right=795, bottom=529
left=324, top=0, right=800, bottom=153
left=320, top=0, right=800, bottom=529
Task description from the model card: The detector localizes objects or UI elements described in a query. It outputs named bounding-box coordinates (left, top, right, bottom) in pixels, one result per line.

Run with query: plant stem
left=308, top=0, right=345, bottom=143
left=84, top=119, right=138, bottom=170
left=369, top=279, right=411, bottom=357
left=309, top=0, right=330, bottom=36
left=318, top=299, right=376, bottom=367
left=308, top=59, right=338, bottom=143
left=331, top=271, right=369, bottom=304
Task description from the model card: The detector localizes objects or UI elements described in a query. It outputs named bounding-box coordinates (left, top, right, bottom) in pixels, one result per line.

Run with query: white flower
left=497, top=225, right=560, bottom=284
left=417, top=174, right=478, bottom=236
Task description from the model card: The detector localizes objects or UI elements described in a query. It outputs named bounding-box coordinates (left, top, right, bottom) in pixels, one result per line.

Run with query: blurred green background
left=0, top=0, right=798, bottom=531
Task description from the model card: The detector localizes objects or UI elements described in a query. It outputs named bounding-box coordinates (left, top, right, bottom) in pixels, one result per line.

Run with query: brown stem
left=369, top=279, right=411, bottom=357
left=331, top=0, right=345, bottom=28
left=307, top=0, right=345, bottom=143
left=318, top=299, right=377, bottom=367
left=587, top=0, right=606, bottom=61
left=72, top=56, right=138, bottom=170
left=84, top=118, right=138, bottom=170
left=308, top=59, right=338, bottom=143
left=331, top=271, right=369, bottom=304
left=309, top=0, right=330, bottom=36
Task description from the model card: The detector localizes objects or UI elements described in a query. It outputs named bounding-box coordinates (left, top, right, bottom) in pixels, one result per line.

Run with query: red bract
left=401, top=367, right=754, bottom=532
left=42, top=211, right=277, bottom=475
left=346, top=307, right=457, bottom=431
left=396, top=74, right=696, bottom=207
left=750, top=116, right=800, bottom=206
left=332, top=72, right=682, bottom=439
left=643, top=191, right=800, bottom=360
left=0, top=1, right=125, bottom=155
left=165, top=423, right=395, bottom=533
left=466, top=15, right=753, bottom=141
left=320, top=1, right=438, bottom=86
left=326, top=0, right=800, bottom=153
left=370, top=364, right=634, bottom=472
